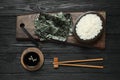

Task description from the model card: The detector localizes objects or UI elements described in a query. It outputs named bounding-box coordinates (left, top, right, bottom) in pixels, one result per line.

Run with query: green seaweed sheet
left=34, top=12, right=73, bottom=41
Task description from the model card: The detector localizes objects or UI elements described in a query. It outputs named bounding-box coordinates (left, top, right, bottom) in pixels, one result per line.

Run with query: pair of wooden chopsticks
left=53, top=57, right=104, bottom=69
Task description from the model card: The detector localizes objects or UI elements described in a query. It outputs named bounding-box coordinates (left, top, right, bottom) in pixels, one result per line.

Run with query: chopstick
left=53, top=57, right=104, bottom=69
left=59, top=64, right=104, bottom=69
left=55, top=58, right=103, bottom=64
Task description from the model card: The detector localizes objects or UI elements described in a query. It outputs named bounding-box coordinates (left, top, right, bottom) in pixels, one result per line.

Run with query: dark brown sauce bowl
left=21, top=47, right=44, bottom=71
left=73, top=11, right=105, bottom=44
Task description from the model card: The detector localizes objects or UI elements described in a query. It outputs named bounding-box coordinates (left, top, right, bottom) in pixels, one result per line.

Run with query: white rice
left=76, top=14, right=103, bottom=40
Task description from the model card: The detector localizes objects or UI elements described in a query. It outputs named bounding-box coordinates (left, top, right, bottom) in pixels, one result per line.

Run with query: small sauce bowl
left=21, top=47, right=44, bottom=71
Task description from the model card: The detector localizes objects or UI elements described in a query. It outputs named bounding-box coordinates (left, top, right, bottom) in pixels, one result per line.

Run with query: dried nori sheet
left=34, top=12, right=73, bottom=41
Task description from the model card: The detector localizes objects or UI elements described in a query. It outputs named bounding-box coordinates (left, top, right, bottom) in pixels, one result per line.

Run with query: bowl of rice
left=73, top=11, right=105, bottom=44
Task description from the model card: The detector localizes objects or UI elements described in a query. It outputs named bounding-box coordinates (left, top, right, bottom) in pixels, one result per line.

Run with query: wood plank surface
left=0, top=0, right=120, bottom=80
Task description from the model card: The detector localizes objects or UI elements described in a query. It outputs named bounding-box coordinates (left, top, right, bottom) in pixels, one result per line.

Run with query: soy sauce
left=23, top=52, right=40, bottom=66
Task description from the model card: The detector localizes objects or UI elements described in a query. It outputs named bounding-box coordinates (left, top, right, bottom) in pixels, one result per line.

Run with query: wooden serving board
left=16, top=11, right=106, bottom=49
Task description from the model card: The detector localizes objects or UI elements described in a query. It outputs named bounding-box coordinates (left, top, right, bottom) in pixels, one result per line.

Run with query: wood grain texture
left=0, top=0, right=120, bottom=80
left=0, top=0, right=120, bottom=16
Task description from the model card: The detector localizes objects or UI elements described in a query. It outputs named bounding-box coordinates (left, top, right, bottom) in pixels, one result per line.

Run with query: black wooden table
left=0, top=0, right=120, bottom=80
